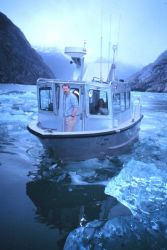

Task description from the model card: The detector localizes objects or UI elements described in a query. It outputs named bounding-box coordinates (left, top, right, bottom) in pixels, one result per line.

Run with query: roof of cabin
left=37, top=78, right=131, bottom=92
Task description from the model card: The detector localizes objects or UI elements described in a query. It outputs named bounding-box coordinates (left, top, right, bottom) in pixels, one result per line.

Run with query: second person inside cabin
left=97, top=98, right=109, bottom=115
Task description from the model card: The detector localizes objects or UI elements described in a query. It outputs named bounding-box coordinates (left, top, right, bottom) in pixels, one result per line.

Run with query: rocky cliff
left=129, top=50, right=167, bottom=92
left=0, top=12, right=54, bottom=84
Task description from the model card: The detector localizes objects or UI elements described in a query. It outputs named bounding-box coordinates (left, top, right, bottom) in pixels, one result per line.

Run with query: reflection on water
left=26, top=180, right=131, bottom=248
left=26, top=154, right=126, bottom=248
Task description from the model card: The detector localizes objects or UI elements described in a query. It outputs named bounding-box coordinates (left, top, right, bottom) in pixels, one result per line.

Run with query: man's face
left=63, top=86, right=70, bottom=95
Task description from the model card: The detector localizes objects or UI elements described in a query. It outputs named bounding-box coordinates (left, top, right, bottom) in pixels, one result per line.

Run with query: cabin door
left=69, top=85, right=84, bottom=131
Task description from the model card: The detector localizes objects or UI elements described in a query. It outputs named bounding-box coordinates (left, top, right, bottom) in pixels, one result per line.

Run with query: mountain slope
left=38, top=48, right=74, bottom=80
left=129, top=50, right=167, bottom=92
left=0, top=12, right=54, bottom=84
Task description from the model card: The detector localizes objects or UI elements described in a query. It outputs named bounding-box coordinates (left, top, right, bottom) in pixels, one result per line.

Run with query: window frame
left=38, top=84, right=60, bottom=114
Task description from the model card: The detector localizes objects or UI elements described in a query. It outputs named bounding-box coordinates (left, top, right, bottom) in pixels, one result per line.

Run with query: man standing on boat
left=63, top=83, right=79, bottom=132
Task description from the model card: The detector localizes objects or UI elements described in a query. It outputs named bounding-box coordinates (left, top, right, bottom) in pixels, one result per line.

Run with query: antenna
left=108, top=15, right=112, bottom=76
left=111, top=44, right=117, bottom=81
left=107, top=43, right=117, bottom=82
left=83, top=40, right=87, bottom=52
left=117, top=14, right=121, bottom=46
left=107, top=13, right=121, bottom=82
left=100, top=1, right=103, bottom=82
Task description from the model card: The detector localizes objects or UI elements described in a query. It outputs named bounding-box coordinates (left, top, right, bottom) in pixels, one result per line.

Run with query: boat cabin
left=37, top=78, right=132, bottom=132
left=27, top=45, right=143, bottom=162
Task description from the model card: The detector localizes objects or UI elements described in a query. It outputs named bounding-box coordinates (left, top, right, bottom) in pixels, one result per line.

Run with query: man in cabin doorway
left=63, top=83, right=79, bottom=132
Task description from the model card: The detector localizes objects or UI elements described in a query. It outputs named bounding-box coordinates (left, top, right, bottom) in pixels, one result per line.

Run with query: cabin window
left=89, top=89, right=109, bottom=115
left=125, top=92, right=130, bottom=109
left=55, top=86, right=60, bottom=112
left=39, top=86, right=54, bottom=111
left=39, top=85, right=60, bottom=113
left=113, top=93, right=121, bottom=113
left=120, top=93, right=126, bottom=111
left=70, top=88, right=79, bottom=103
left=113, top=92, right=130, bottom=113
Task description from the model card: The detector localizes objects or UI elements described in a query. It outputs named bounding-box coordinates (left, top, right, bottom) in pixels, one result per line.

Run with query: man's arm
left=71, top=107, right=78, bottom=117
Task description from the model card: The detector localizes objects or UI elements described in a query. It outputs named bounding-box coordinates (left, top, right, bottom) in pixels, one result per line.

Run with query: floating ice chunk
left=105, top=159, right=167, bottom=221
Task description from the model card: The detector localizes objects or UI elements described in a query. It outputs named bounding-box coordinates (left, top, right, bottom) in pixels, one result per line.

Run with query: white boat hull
left=27, top=116, right=143, bottom=162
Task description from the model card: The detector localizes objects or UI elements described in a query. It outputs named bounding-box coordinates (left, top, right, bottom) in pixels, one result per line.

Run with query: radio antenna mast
left=100, top=3, right=103, bottom=82
left=108, top=15, right=112, bottom=76
left=117, top=14, right=121, bottom=47
left=107, top=14, right=121, bottom=82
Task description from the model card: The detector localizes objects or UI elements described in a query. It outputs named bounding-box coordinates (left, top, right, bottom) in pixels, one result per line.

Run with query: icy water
left=0, top=84, right=167, bottom=250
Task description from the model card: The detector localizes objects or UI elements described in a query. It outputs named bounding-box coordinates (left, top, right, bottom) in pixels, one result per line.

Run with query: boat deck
left=28, top=115, right=143, bottom=138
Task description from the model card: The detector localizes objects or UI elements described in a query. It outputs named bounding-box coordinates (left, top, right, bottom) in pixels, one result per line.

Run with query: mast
left=100, top=5, right=103, bottom=82
left=107, top=44, right=117, bottom=82
left=64, top=44, right=86, bottom=81
left=100, top=33, right=103, bottom=82
left=107, top=14, right=121, bottom=82
left=108, top=15, right=112, bottom=75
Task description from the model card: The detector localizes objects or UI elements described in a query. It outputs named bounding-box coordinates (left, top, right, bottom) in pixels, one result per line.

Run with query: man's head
left=62, top=84, right=70, bottom=95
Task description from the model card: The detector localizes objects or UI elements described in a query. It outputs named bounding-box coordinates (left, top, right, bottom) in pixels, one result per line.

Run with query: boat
left=27, top=45, right=143, bottom=162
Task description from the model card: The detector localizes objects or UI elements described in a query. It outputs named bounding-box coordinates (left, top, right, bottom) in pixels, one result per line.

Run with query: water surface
left=0, top=84, right=167, bottom=249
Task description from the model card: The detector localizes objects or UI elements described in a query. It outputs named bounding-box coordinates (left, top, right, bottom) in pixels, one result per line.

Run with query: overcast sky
left=1, top=0, right=167, bottom=66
